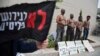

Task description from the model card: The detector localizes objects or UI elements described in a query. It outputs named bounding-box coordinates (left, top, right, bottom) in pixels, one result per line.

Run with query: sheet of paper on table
left=16, top=53, right=25, bottom=56
left=58, top=41, right=69, bottom=56
left=67, top=41, right=78, bottom=55
left=83, top=40, right=94, bottom=52
left=75, top=40, right=85, bottom=53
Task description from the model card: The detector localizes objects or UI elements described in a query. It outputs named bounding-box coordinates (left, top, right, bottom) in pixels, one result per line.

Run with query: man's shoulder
left=57, top=15, right=61, bottom=18
left=67, top=18, right=71, bottom=20
left=84, top=20, right=87, bottom=22
left=56, top=15, right=61, bottom=19
left=67, top=19, right=70, bottom=22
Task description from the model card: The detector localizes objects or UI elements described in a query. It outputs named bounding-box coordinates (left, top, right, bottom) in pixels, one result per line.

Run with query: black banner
left=0, top=1, right=56, bottom=43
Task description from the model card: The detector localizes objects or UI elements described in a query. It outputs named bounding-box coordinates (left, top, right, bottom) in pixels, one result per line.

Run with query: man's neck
left=70, top=18, right=73, bottom=20
left=61, top=14, right=64, bottom=16
left=87, top=20, right=89, bottom=22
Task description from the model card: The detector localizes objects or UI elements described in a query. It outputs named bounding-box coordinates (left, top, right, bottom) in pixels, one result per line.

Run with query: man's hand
left=36, top=38, right=48, bottom=49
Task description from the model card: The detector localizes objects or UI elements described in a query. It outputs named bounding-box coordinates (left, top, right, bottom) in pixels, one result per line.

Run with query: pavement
left=23, top=47, right=100, bottom=56
left=20, top=35, right=100, bottom=56
left=88, top=35, right=100, bottom=48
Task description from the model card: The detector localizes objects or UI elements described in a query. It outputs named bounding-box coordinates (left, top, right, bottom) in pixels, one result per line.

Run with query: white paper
left=59, top=47, right=69, bottom=56
left=75, top=40, right=85, bottom=53
left=58, top=41, right=67, bottom=48
left=58, top=41, right=69, bottom=56
left=16, top=53, right=25, bottom=56
left=83, top=40, right=94, bottom=52
left=67, top=41, right=78, bottom=55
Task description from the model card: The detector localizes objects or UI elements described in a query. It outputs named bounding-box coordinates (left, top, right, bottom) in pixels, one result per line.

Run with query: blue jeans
left=56, top=26, right=64, bottom=42
left=83, top=28, right=89, bottom=40
left=55, top=26, right=64, bottom=50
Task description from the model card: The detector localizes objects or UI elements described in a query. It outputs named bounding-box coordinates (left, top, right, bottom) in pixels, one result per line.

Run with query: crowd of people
left=55, top=9, right=91, bottom=50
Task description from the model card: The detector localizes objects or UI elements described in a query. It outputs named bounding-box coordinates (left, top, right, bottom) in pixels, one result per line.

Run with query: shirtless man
left=74, top=16, right=83, bottom=40
left=66, top=14, right=75, bottom=41
left=55, top=9, right=66, bottom=50
left=83, top=15, right=91, bottom=40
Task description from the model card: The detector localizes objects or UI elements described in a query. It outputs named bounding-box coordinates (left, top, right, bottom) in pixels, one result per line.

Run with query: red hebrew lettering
left=37, top=9, right=46, bottom=31
left=27, top=12, right=36, bottom=28
left=26, top=9, right=46, bottom=31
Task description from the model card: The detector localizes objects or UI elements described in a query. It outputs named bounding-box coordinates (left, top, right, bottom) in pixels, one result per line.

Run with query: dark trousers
left=13, top=38, right=37, bottom=56
left=0, top=39, right=37, bottom=56
left=55, top=26, right=64, bottom=50
left=83, top=28, right=89, bottom=40
left=0, top=41, right=13, bottom=56
left=66, top=26, right=74, bottom=41
left=74, top=28, right=82, bottom=40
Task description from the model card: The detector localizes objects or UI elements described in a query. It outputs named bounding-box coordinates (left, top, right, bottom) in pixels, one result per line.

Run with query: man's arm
left=89, top=21, right=90, bottom=26
left=74, top=21, right=77, bottom=26
left=17, top=38, right=48, bottom=53
left=73, top=20, right=76, bottom=28
left=56, top=15, right=62, bottom=24
left=83, top=21, right=86, bottom=27
left=66, top=19, right=69, bottom=26
left=63, top=17, right=67, bottom=26
left=36, top=38, right=48, bottom=49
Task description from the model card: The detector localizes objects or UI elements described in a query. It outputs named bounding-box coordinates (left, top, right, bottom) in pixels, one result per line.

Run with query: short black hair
left=87, top=15, right=91, bottom=18
left=87, top=15, right=91, bottom=21
left=78, top=16, right=83, bottom=22
left=70, top=14, right=74, bottom=19
left=61, top=9, right=65, bottom=15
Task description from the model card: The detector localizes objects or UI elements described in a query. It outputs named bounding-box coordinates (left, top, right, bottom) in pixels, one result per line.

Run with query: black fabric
left=0, top=41, right=13, bottom=56
left=13, top=38, right=37, bottom=54
left=0, top=1, right=56, bottom=43
left=17, top=39, right=37, bottom=53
